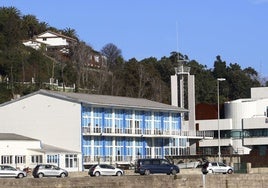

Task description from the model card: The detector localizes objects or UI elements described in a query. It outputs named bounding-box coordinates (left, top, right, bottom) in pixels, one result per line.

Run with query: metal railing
left=82, top=127, right=213, bottom=138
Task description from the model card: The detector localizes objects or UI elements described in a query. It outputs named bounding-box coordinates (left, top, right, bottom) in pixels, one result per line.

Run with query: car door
left=159, top=159, right=171, bottom=173
left=218, top=162, right=227, bottom=173
left=211, top=162, right=219, bottom=173
left=106, top=165, right=116, bottom=175
left=2, top=166, right=17, bottom=177
left=151, top=159, right=161, bottom=173
left=44, top=165, right=56, bottom=176
left=99, top=164, right=110, bottom=176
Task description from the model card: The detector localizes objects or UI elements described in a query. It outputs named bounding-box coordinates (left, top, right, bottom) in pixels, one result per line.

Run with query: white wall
left=243, top=117, right=268, bottom=129
left=0, top=94, right=81, bottom=152
left=0, top=140, right=43, bottom=169
left=196, top=119, right=232, bottom=131
left=251, top=87, right=268, bottom=99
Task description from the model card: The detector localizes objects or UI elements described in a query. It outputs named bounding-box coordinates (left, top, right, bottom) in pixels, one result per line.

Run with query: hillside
left=0, top=6, right=263, bottom=106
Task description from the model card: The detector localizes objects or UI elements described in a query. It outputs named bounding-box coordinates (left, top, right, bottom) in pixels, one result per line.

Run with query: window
left=1, top=155, right=12, bottom=164
left=31, top=155, right=43, bottom=163
left=47, top=155, right=58, bottom=163
left=15, top=155, right=26, bottom=164
left=65, top=154, right=78, bottom=168
left=152, top=160, right=160, bottom=165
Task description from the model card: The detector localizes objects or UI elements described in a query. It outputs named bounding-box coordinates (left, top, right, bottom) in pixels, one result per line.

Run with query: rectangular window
left=31, top=155, right=43, bottom=164
left=93, top=108, right=102, bottom=133
left=1, top=155, right=12, bottom=164
left=104, top=109, right=112, bottom=133
left=47, top=155, right=58, bottom=163
left=65, top=154, right=78, bottom=168
left=115, top=109, right=124, bottom=133
left=15, top=155, right=26, bottom=164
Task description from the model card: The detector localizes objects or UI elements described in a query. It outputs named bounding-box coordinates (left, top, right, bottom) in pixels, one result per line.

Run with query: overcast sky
left=2, top=0, right=268, bottom=77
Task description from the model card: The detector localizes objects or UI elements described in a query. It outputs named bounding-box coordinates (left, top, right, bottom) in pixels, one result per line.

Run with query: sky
left=1, top=0, right=268, bottom=77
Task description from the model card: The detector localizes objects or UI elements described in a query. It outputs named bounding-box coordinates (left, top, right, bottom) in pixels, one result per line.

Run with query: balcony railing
left=82, top=126, right=212, bottom=138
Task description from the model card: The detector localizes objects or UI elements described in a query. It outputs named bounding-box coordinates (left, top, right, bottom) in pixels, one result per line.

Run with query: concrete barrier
left=0, top=171, right=268, bottom=187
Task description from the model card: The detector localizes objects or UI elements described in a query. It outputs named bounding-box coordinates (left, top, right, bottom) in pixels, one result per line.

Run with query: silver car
left=32, top=164, right=68, bottom=178
left=207, top=162, right=233, bottom=174
left=0, top=165, right=27, bottom=178
left=88, top=164, right=124, bottom=177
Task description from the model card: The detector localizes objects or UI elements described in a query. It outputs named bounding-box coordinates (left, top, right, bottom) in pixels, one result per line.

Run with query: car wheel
left=38, top=173, right=44, bottom=178
left=94, top=171, right=101, bottom=177
left=227, top=169, right=233, bottom=174
left=17, top=173, right=24, bottom=178
left=171, top=169, right=177, bottom=175
left=60, top=173, right=67, bottom=178
left=144, top=169, right=150, bottom=175
left=116, top=171, right=122, bottom=176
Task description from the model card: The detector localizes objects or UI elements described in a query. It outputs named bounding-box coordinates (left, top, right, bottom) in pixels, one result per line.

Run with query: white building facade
left=197, top=87, right=268, bottom=155
left=0, top=133, right=80, bottom=171
left=0, top=90, right=205, bottom=170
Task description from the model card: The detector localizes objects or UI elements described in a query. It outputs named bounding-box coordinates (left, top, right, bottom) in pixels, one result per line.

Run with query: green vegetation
left=0, top=6, right=263, bottom=106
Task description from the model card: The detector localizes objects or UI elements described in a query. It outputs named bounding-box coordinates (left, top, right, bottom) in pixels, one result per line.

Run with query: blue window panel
left=102, top=136, right=105, bottom=156
left=142, top=137, right=146, bottom=156
left=142, top=111, right=145, bottom=133
left=122, top=110, right=126, bottom=131
left=160, top=112, right=164, bottom=130
left=161, top=138, right=164, bottom=158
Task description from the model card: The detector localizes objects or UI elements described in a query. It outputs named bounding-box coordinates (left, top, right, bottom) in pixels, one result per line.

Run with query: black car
left=32, top=164, right=68, bottom=178
left=134, top=158, right=180, bottom=175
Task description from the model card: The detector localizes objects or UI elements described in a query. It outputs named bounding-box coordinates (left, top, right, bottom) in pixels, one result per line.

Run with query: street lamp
left=217, top=78, right=225, bottom=162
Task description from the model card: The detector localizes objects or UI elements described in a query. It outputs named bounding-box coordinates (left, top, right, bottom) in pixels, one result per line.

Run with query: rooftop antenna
left=176, top=22, right=179, bottom=52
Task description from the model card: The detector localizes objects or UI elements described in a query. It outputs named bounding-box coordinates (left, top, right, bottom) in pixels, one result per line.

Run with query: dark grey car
left=32, top=164, right=68, bottom=178
left=134, top=158, right=180, bottom=175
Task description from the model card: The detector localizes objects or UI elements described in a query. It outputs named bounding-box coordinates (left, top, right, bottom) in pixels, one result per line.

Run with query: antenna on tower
left=176, top=21, right=179, bottom=53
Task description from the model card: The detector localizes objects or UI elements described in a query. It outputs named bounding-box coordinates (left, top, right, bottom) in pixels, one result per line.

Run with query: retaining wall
left=0, top=174, right=268, bottom=188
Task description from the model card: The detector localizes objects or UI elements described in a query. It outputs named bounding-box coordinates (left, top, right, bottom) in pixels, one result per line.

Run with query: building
left=23, top=30, right=77, bottom=53
left=197, top=87, right=268, bottom=157
left=0, top=133, right=79, bottom=171
left=23, top=30, right=107, bottom=68
left=0, top=89, right=205, bottom=170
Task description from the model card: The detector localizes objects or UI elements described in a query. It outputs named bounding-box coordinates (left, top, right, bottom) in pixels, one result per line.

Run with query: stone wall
left=1, top=173, right=268, bottom=188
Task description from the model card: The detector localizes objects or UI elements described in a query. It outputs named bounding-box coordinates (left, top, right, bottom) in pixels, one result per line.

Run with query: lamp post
left=217, top=78, right=225, bottom=162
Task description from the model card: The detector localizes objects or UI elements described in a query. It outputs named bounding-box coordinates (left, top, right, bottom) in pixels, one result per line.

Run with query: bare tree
left=101, top=43, right=122, bottom=71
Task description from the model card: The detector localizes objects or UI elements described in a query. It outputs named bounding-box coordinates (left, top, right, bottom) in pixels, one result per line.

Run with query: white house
left=0, top=133, right=80, bottom=171
left=23, top=30, right=77, bottom=53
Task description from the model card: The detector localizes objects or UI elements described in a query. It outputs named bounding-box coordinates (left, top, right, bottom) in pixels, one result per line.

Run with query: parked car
left=32, top=164, right=68, bottom=178
left=207, top=162, right=233, bottom=174
left=88, top=164, right=124, bottom=177
left=0, top=165, right=27, bottom=178
left=134, top=158, right=180, bottom=175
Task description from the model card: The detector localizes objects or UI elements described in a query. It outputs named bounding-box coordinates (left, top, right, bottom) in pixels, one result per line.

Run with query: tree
left=62, top=27, right=79, bottom=40
left=101, top=43, right=122, bottom=71
left=212, top=55, right=227, bottom=79
left=0, top=6, right=22, bottom=49
left=21, top=14, right=40, bottom=38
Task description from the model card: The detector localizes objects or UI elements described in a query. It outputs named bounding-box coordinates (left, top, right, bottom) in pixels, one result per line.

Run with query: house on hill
left=23, top=30, right=106, bottom=68
left=23, top=30, right=77, bottom=53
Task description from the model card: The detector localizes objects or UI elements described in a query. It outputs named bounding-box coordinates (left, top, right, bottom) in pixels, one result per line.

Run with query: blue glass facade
left=81, top=105, right=186, bottom=164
